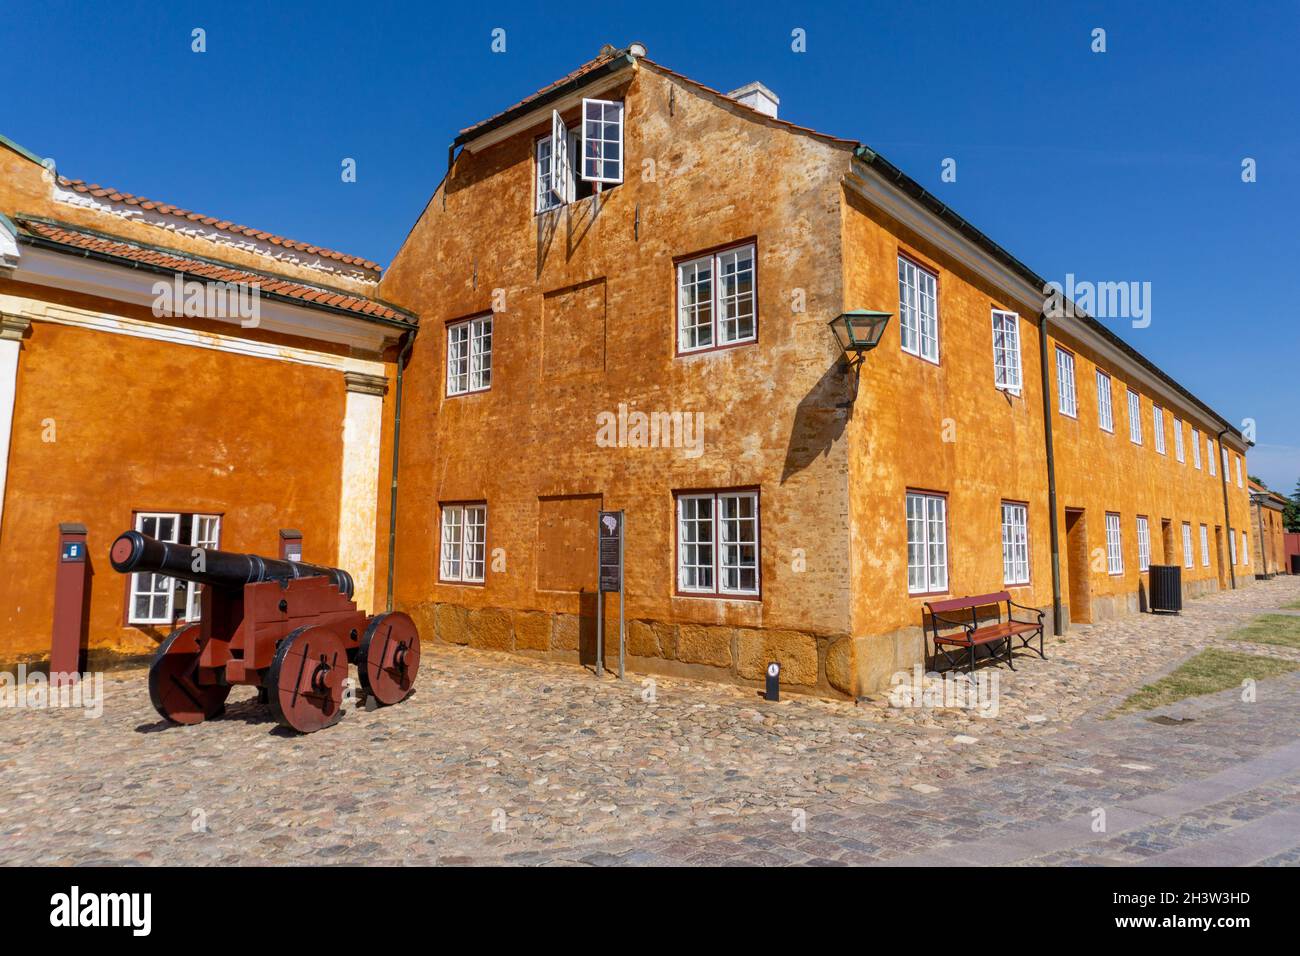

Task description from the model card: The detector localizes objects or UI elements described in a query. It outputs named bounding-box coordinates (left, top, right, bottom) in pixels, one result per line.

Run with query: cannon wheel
left=357, top=612, right=421, bottom=706
left=267, top=626, right=348, bottom=733
left=148, top=623, right=231, bottom=725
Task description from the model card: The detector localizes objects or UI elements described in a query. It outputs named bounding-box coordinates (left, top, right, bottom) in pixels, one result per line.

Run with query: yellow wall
left=0, top=281, right=353, bottom=664
left=381, top=64, right=862, bottom=692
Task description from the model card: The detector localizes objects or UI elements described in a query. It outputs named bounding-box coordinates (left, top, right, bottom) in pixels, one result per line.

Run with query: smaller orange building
left=0, top=133, right=415, bottom=670
left=1248, top=480, right=1290, bottom=578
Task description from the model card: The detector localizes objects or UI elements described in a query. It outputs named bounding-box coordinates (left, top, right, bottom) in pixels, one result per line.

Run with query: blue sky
left=3, top=0, right=1297, bottom=490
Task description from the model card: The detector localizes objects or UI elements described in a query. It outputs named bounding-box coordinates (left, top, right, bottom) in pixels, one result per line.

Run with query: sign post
left=598, top=510, right=625, bottom=679
left=51, top=522, right=88, bottom=685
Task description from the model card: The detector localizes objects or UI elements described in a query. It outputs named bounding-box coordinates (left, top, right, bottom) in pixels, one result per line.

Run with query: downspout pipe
left=1038, top=312, right=1064, bottom=634
left=385, top=330, right=416, bottom=612
left=1217, top=427, right=1236, bottom=590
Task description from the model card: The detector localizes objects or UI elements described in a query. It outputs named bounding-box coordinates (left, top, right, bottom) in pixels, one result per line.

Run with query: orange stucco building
left=377, top=45, right=1255, bottom=698
left=1248, top=481, right=1290, bottom=578
left=1, top=45, right=1258, bottom=698
left=0, top=134, right=413, bottom=669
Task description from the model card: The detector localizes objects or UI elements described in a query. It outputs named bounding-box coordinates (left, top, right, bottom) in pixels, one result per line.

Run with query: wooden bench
left=923, top=591, right=1046, bottom=675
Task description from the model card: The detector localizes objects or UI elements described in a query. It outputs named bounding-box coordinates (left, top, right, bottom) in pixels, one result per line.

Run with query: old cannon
left=109, top=530, right=420, bottom=733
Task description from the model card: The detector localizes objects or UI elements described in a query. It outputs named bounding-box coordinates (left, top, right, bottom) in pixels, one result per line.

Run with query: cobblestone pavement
left=2, top=577, right=1298, bottom=866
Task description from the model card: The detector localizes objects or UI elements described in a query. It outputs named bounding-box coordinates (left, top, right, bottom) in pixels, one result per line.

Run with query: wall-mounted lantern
left=829, top=310, right=892, bottom=360
left=829, top=310, right=892, bottom=406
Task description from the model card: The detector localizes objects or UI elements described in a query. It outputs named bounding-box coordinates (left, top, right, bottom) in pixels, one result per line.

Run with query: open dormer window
left=581, top=98, right=624, bottom=183
left=536, top=101, right=623, bottom=212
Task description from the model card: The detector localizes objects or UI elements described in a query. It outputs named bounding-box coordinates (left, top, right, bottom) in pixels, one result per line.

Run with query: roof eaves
left=15, top=216, right=417, bottom=329
left=852, top=145, right=1245, bottom=444
left=453, top=52, right=636, bottom=149
left=0, top=132, right=45, bottom=167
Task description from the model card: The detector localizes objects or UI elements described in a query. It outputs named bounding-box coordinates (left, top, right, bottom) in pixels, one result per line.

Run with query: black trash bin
left=1149, top=564, right=1182, bottom=614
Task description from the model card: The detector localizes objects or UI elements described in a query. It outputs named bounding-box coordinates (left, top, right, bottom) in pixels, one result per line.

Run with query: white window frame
left=439, top=503, right=487, bottom=584
left=1200, top=524, right=1210, bottom=566
left=1229, top=527, right=1237, bottom=565
left=675, top=490, right=760, bottom=597
left=1096, top=370, right=1113, bottom=432
left=1192, top=428, right=1202, bottom=469
left=1242, top=531, right=1249, bottom=564
left=580, top=98, right=624, bottom=185
left=1055, top=347, right=1077, bottom=417
left=1001, top=501, right=1030, bottom=586
left=1136, top=515, right=1151, bottom=572
left=676, top=243, right=756, bottom=353
left=1153, top=405, right=1166, bottom=455
left=185, top=514, right=222, bottom=621
left=1182, top=522, right=1194, bottom=569
left=1235, top=455, right=1243, bottom=488
left=1127, top=389, right=1143, bottom=445
left=1174, top=417, right=1185, bottom=462
left=535, top=133, right=573, bottom=213
left=1208, top=438, right=1216, bottom=476
left=1221, top=446, right=1230, bottom=480
left=906, top=491, right=949, bottom=594
left=129, top=512, right=180, bottom=625
left=898, top=256, right=939, bottom=363
left=446, top=315, right=492, bottom=397
left=991, top=310, right=1022, bottom=393
left=1105, top=512, right=1124, bottom=575
left=128, top=512, right=221, bottom=625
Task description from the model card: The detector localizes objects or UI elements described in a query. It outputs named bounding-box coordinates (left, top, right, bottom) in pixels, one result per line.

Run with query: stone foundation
left=402, top=600, right=849, bottom=697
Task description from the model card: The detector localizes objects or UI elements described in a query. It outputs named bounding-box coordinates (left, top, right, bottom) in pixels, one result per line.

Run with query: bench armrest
left=1008, top=600, right=1044, bottom=625
left=928, top=612, right=975, bottom=635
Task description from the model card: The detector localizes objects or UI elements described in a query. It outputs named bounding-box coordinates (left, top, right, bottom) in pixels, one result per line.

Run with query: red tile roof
left=56, top=177, right=383, bottom=274
left=454, top=45, right=859, bottom=151
left=19, top=218, right=412, bottom=324
left=457, top=48, right=624, bottom=141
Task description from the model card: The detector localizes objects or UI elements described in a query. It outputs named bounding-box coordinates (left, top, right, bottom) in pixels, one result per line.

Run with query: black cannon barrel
left=109, top=531, right=354, bottom=598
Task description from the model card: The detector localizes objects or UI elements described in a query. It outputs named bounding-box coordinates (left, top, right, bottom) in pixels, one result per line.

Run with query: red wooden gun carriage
left=110, top=530, right=420, bottom=733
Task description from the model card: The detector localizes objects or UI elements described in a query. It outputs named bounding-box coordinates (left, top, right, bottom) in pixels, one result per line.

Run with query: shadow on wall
left=781, top=358, right=852, bottom=484
left=577, top=589, right=599, bottom=667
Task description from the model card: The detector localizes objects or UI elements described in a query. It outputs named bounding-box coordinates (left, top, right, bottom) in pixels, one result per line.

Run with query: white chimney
left=727, top=82, right=779, bottom=119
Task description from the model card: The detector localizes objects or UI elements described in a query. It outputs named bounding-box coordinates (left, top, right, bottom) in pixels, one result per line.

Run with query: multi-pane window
left=1056, top=347, right=1077, bottom=417
left=676, top=243, right=755, bottom=353
left=906, top=491, right=948, bottom=594
left=1235, top=455, right=1243, bottom=488
left=1174, top=417, right=1185, bottom=462
left=676, top=490, right=759, bottom=596
left=128, top=512, right=222, bottom=625
left=1096, top=370, right=1113, bottom=432
left=447, top=315, right=492, bottom=396
left=1182, top=522, right=1194, bottom=569
left=581, top=98, right=624, bottom=184
left=1105, top=512, right=1124, bottom=575
left=1200, top=524, right=1210, bottom=566
left=1229, top=527, right=1237, bottom=565
left=1208, top=438, right=1216, bottom=476
left=1127, top=390, right=1142, bottom=444
left=1242, top=531, right=1249, bottom=564
left=1001, top=502, right=1029, bottom=585
left=536, top=100, right=623, bottom=211
left=1153, top=406, right=1166, bottom=454
left=439, top=503, right=487, bottom=583
left=1136, top=515, right=1151, bottom=572
left=1221, top=447, right=1229, bottom=480
left=1192, top=428, right=1202, bottom=469
left=991, top=310, right=1022, bottom=392
left=898, top=256, right=939, bottom=362
left=535, top=134, right=569, bottom=212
